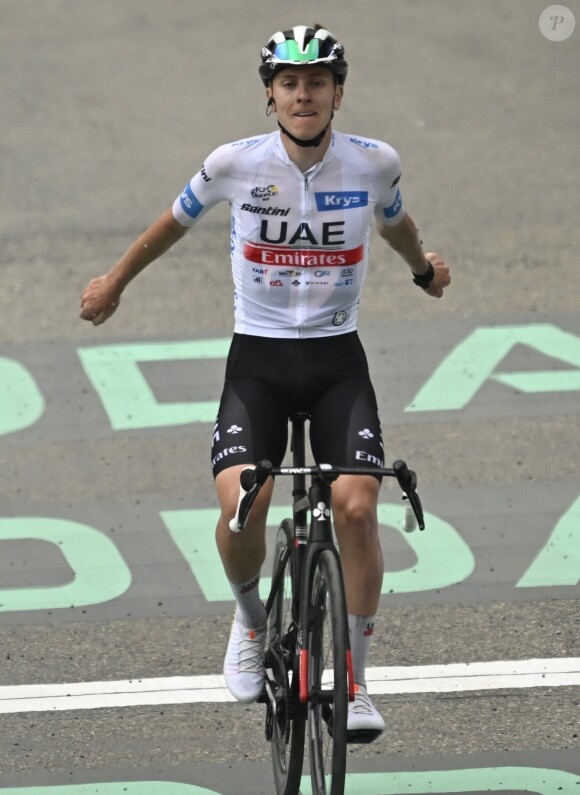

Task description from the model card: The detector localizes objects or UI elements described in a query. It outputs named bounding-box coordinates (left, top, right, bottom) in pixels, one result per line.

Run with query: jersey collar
left=274, top=131, right=337, bottom=168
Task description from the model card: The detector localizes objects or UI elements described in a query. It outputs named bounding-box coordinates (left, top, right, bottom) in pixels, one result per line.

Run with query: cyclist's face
left=268, top=66, right=343, bottom=139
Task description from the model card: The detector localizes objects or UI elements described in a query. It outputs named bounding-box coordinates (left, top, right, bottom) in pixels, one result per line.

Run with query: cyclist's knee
left=332, top=475, right=379, bottom=534
left=334, top=502, right=377, bottom=534
left=216, top=463, right=274, bottom=525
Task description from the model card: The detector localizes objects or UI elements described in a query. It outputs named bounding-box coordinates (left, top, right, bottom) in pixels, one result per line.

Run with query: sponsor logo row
left=181, top=176, right=402, bottom=222
left=243, top=241, right=363, bottom=267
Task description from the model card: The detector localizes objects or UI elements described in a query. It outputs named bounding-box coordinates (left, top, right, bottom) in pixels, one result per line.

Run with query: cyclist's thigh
left=311, top=372, right=383, bottom=534
left=309, top=371, right=385, bottom=473
left=211, top=337, right=289, bottom=480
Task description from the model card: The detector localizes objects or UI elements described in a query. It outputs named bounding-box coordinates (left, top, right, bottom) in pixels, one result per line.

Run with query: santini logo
left=315, top=191, right=368, bottom=211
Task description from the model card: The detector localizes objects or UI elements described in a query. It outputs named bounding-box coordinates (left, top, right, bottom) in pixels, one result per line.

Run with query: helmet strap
left=277, top=111, right=334, bottom=149
left=277, top=121, right=327, bottom=148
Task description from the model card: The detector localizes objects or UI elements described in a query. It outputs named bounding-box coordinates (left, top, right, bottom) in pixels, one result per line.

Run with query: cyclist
left=79, top=24, right=450, bottom=742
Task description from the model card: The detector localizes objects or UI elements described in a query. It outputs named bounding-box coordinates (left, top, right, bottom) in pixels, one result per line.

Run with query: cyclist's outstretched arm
left=376, top=212, right=450, bottom=298
left=79, top=208, right=189, bottom=326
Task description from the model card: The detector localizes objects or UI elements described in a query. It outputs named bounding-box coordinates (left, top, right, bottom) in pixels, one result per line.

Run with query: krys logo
left=384, top=188, right=403, bottom=219
left=315, top=191, right=369, bottom=211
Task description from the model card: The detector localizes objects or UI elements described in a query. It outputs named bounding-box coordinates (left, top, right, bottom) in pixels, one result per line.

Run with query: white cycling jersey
left=172, top=130, right=405, bottom=338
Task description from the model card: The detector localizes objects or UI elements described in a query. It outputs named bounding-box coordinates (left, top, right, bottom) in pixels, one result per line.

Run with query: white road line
left=365, top=658, right=580, bottom=694
left=0, top=658, right=578, bottom=714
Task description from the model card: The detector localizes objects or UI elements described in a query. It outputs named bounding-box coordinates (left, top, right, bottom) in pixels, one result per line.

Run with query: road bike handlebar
left=228, top=459, right=425, bottom=533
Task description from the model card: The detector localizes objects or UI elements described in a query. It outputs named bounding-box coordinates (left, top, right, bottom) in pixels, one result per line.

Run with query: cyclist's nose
left=295, top=83, right=312, bottom=102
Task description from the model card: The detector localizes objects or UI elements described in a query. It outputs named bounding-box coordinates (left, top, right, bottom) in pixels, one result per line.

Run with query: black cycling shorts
left=211, top=332, right=385, bottom=478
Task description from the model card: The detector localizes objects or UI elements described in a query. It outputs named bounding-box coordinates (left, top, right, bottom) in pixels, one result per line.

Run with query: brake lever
left=393, top=459, right=425, bottom=531
left=229, top=460, right=273, bottom=532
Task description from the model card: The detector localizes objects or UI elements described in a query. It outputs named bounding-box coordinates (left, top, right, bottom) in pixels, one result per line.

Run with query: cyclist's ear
left=333, top=85, right=344, bottom=110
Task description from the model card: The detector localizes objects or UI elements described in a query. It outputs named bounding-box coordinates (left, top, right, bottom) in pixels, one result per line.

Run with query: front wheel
left=307, top=549, right=348, bottom=795
left=267, top=519, right=306, bottom=795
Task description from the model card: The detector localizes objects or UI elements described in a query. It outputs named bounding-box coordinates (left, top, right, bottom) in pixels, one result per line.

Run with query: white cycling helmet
left=259, top=25, right=348, bottom=86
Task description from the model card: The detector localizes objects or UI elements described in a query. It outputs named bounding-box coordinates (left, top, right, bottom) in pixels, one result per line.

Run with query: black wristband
left=412, top=261, right=435, bottom=288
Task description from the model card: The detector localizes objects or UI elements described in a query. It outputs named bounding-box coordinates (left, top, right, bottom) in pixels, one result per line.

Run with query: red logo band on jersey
left=244, top=241, right=364, bottom=268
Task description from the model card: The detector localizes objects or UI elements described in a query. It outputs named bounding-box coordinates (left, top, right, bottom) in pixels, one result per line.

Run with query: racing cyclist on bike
left=79, top=24, right=451, bottom=742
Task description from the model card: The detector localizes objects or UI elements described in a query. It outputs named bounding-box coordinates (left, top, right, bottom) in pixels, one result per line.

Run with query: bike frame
left=263, top=413, right=354, bottom=707
left=284, top=414, right=355, bottom=705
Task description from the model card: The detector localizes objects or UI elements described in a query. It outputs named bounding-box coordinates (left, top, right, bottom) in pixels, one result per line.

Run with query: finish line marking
left=0, top=658, right=578, bottom=714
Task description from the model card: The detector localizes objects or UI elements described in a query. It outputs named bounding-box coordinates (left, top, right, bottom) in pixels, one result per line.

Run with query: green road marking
left=377, top=504, right=474, bottom=592
left=1, top=768, right=579, bottom=794
left=303, top=767, right=580, bottom=793
left=0, top=785, right=218, bottom=794
left=1, top=491, right=576, bottom=614
left=162, top=506, right=289, bottom=602
left=162, top=504, right=474, bottom=601
left=0, top=518, right=131, bottom=612
left=517, top=494, right=580, bottom=587
left=406, top=323, right=580, bottom=411
left=77, top=338, right=230, bottom=430
left=495, top=371, right=580, bottom=392
left=0, top=356, right=45, bottom=436
left=3, top=324, right=580, bottom=439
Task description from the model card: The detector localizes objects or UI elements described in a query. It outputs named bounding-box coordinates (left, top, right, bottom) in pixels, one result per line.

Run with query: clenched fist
left=79, top=275, right=122, bottom=326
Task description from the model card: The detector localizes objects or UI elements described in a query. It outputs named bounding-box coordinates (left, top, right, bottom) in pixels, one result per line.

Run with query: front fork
left=297, top=537, right=355, bottom=704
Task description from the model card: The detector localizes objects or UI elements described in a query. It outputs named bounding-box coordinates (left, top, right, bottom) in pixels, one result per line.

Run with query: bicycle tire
left=267, top=519, right=306, bottom=795
left=307, top=549, right=348, bottom=795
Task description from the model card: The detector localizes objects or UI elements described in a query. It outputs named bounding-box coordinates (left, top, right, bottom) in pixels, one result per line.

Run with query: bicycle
left=229, top=411, right=425, bottom=795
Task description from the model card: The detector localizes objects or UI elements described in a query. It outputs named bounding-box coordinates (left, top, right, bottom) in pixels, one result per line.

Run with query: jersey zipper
left=295, top=162, right=322, bottom=337
left=298, top=172, right=313, bottom=337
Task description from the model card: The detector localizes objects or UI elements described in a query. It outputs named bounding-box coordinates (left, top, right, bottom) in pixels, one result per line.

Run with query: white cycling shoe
left=347, top=683, right=385, bottom=743
left=223, top=610, right=267, bottom=703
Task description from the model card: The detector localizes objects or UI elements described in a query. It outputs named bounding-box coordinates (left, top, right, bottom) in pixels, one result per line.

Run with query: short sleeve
left=373, top=144, right=405, bottom=227
left=172, top=144, right=234, bottom=227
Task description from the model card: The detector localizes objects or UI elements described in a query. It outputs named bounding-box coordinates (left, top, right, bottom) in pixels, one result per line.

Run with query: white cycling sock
left=229, top=574, right=267, bottom=628
left=348, top=614, right=376, bottom=688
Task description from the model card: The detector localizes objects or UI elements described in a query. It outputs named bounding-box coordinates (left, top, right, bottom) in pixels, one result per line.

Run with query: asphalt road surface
left=1, top=1, right=579, bottom=793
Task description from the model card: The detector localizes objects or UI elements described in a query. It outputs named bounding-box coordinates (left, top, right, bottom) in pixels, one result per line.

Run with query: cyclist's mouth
left=292, top=112, right=321, bottom=130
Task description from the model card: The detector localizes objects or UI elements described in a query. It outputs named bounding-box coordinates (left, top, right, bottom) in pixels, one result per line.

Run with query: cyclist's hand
left=422, top=252, right=450, bottom=298
left=79, top=275, right=122, bottom=326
